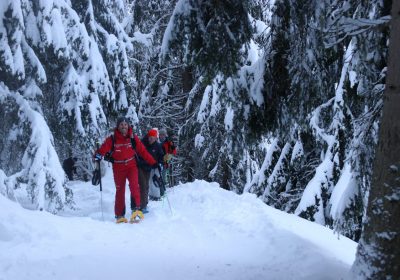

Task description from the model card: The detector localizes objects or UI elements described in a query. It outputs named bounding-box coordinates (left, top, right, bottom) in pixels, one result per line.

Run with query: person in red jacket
left=94, top=117, right=156, bottom=223
left=159, top=128, right=177, bottom=165
left=159, top=128, right=177, bottom=187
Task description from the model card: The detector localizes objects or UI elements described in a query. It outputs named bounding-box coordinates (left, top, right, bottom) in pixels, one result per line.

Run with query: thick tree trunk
left=352, top=1, right=400, bottom=279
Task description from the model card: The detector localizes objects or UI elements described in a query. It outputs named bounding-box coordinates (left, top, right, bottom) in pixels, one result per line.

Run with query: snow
left=294, top=148, right=333, bottom=225
left=0, top=167, right=357, bottom=280
left=329, top=164, right=358, bottom=220
left=2, top=85, right=66, bottom=212
left=197, top=85, right=211, bottom=123
left=160, top=0, right=191, bottom=62
left=244, top=138, right=280, bottom=193
left=296, top=39, right=356, bottom=224
left=290, top=139, right=304, bottom=164
left=194, top=133, right=205, bottom=148
left=262, top=142, right=291, bottom=200
left=224, top=106, right=234, bottom=131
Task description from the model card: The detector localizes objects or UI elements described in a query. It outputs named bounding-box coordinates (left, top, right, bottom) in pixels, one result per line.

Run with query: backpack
left=104, top=135, right=137, bottom=163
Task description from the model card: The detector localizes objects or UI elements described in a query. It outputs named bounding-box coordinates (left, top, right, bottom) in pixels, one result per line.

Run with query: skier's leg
left=138, top=168, right=150, bottom=209
left=158, top=168, right=166, bottom=196
left=113, top=166, right=127, bottom=217
left=127, top=164, right=140, bottom=210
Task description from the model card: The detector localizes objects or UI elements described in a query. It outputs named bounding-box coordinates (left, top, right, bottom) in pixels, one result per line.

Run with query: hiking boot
left=141, top=207, right=149, bottom=214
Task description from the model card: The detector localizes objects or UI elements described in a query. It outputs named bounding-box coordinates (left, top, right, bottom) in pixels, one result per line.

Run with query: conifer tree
left=0, top=0, right=137, bottom=210
left=352, top=1, right=400, bottom=277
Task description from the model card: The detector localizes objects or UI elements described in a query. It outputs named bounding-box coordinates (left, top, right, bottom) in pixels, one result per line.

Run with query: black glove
left=152, top=163, right=159, bottom=169
left=170, top=145, right=176, bottom=150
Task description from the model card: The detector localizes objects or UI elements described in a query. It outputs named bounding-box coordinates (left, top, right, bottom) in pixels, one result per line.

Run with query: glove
left=170, top=145, right=176, bottom=150
left=164, top=154, right=172, bottom=162
left=152, top=163, right=159, bottom=169
left=94, top=153, right=102, bottom=161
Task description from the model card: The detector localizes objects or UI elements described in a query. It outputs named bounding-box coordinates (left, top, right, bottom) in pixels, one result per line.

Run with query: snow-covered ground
left=0, top=166, right=357, bottom=280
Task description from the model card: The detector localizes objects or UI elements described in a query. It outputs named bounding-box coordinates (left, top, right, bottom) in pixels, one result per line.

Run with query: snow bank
left=0, top=171, right=357, bottom=280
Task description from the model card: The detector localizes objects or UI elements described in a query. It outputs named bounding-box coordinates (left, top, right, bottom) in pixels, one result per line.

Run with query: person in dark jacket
left=63, top=157, right=77, bottom=180
left=135, top=129, right=165, bottom=212
left=94, top=117, right=157, bottom=223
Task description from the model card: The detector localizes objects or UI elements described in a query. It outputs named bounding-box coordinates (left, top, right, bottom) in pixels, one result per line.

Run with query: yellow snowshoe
left=116, top=216, right=128, bottom=224
left=130, top=210, right=144, bottom=224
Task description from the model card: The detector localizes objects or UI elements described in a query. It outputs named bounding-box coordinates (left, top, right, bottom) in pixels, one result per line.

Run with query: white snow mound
left=0, top=170, right=356, bottom=280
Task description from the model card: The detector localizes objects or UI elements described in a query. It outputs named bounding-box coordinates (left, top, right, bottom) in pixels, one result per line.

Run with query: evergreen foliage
left=0, top=0, right=391, bottom=243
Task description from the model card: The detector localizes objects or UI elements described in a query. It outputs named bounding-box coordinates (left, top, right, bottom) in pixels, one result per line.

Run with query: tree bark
left=352, top=1, right=400, bottom=278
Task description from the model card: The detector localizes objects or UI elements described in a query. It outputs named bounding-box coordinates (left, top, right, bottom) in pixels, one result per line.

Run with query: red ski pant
left=112, top=161, right=140, bottom=217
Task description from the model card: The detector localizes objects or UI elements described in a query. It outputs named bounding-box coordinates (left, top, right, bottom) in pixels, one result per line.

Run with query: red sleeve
left=134, top=135, right=156, bottom=165
left=96, top=136, right=113, bottom=156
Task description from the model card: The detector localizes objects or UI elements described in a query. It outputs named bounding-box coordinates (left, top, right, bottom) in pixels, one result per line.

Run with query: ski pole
left=96, top=142, right=104, bottom=221
left=158, top=165, right=173, bottom=215
left=99, top=162, right=104, bottom=221
left=169, top=162, right=175, bottom=191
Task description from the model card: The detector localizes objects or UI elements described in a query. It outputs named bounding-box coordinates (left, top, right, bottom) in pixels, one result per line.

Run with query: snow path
left=0, top=166, right=356, bottom=280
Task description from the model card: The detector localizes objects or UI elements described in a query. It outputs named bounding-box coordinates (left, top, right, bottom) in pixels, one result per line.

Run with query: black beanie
left=116, top=116, right=128, bottom=127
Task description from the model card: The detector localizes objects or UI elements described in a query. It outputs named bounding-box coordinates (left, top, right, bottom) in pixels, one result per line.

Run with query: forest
left=0, top=0, right=398, bottom=278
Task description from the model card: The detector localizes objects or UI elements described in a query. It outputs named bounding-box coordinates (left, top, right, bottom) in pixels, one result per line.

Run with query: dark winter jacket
left=138, top=136, right=164, bottom=171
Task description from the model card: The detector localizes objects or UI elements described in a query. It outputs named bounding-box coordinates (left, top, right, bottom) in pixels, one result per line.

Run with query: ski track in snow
left=0, top=165, right=356, bottom=280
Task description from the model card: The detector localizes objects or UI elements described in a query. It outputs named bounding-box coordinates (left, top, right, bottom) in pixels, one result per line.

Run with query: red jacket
left=162, top=139, right=177, bottom=156
left=97, top=127, right=156, bottom=166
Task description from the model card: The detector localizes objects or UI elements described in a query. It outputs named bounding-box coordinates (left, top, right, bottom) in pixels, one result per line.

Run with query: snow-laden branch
left=159, top=0, right=191, bottom=64
left=296, top=40, right=356, bottom=224
left=1, top=84, right=67, bottom=212
left=244, top=139, right=280, bottom=193
left=324, top=15, right=390, bottom=47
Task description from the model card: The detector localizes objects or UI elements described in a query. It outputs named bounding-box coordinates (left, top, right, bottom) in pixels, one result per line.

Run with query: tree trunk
left=352, top=1, right=400, bottom=278
left=182, top=66, right=193, bottom=94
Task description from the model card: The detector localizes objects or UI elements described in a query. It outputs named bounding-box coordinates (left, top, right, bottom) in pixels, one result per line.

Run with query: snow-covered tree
left=0, top=83, right=71, bottom=212
left=241, top=0, right=389, bottom=241
left=161, top=0, right=252, bottom=79
left=159, top=0, right=258, bottom=188
left=0, top=0, right=139, bottom=210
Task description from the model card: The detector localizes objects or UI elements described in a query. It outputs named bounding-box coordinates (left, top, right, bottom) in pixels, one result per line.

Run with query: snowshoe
left=130, top=210, right=144, bottom=224
left=116, top=216, right=128, bottom=224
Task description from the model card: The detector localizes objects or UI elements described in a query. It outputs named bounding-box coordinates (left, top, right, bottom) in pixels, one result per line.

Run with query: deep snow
left=0, top=165, right=357, bottom=280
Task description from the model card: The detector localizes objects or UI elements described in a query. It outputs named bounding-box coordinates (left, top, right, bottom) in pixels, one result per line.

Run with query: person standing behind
left=94, top=117, right=157, bottom=223
left=135, top=129, right=165, bottom=211
left=159, top=128, right=177, bottom=186
left=63, top=157, right=77, bottom=180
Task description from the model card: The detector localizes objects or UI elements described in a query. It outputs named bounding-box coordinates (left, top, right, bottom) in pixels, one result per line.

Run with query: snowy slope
left=0, top=166, right=356, bottom=280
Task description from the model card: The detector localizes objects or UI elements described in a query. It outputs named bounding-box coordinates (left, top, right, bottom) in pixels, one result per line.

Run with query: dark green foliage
left=0, top=97, right=26, bottom=175
left=163, top=0, right=252, bottom=78
left=298, top=195, right=320, bottom=222
left=334, top=195, right=363, bottom=241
